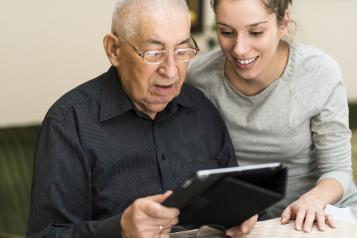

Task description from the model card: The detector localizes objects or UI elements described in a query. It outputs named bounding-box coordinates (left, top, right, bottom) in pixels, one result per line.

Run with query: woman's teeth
left=237, top=57, right=257, bottom=65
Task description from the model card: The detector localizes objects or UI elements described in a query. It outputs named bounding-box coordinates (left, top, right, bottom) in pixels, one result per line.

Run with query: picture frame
left=186, top=0, right=204, bottom=33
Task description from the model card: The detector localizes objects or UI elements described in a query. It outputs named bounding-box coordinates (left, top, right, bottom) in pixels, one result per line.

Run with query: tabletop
left=241, top=218, right=357, bottom=238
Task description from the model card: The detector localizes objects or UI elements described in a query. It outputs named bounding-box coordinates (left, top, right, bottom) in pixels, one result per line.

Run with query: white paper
left=324, top=204, right=357, bottom=224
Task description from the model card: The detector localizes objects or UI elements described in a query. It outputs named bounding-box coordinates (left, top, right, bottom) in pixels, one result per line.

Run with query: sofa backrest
left=0, top=125, right=40, bottom=236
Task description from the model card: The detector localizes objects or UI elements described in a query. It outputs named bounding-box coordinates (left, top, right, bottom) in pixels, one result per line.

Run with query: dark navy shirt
left=27, top=67, right=236, bottom=238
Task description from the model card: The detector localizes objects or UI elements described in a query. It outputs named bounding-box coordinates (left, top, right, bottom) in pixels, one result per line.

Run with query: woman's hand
left=120, top=191, right=180, bottom=238
left=281, top=193, right=335, bottom=232
left=281, top=178, right=342, bottom=232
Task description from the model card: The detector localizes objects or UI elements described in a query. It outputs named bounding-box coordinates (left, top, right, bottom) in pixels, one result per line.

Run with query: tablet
left=163, top=162, right=287, bottom=228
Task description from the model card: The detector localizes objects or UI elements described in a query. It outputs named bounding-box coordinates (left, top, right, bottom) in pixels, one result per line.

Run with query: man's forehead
left=134, top=11, right=190, bottom=47
left=139, top=37, right=190, bottom=47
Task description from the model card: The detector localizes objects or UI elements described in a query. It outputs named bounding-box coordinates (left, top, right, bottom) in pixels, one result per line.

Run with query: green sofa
left=0, top=126, right=39, bottom=238
left=0, top=124, right=357, bottom=237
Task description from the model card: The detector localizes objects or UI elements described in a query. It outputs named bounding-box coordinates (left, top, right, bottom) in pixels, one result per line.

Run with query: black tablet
left=163, top=163, right=287, bottom=228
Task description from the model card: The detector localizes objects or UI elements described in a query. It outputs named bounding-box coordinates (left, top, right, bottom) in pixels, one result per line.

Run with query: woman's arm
left=281, top=55, right=353, bottom=233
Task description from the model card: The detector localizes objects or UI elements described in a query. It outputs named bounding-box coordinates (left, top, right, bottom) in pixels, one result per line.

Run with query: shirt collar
left=100, top=66, right=195, bottom=122
left=100, top=67, right=133, bottom=122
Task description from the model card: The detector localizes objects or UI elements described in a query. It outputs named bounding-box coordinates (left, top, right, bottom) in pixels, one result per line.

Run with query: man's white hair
left=112, top=0, right=189, bottom=40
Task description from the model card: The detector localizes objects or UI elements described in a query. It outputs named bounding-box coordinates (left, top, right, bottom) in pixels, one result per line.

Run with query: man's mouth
left=156, top=84, right=173, bottom=88
left=154, top=84, right=176, bottom=96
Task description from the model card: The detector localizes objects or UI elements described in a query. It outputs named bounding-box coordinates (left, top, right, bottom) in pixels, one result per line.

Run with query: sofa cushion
left=0, top=126, right=40, bottom=236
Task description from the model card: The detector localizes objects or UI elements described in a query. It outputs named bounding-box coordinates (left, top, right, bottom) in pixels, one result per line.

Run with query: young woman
left=187, top=0, right=357, bottom=233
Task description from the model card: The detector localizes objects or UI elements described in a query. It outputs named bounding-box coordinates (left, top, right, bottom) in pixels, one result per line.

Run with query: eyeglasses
left=127, top=35, right=200, bottom=65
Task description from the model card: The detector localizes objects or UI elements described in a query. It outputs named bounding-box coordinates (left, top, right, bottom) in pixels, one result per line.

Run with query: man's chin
left=147, top=101, right=170, bottom=113
left=137, top=95, right=178, bottom=116
left=154, top=93, right=178, bottom=104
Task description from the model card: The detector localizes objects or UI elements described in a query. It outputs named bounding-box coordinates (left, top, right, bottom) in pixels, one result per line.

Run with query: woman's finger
left=294, top=208, right=306, bottom=231
left=315, top=210, right=326, bottom=231
left=325, top=214, right=336, bottom=228
left=302, top=209, right=316, bottom=232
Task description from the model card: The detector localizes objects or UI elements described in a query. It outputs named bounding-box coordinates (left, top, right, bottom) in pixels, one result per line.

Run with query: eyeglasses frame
left=113, top=32, right=200, bottom=64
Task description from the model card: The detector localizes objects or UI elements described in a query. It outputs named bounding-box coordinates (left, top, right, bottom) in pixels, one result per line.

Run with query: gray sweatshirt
left=187, top=42, right=357, bottom=218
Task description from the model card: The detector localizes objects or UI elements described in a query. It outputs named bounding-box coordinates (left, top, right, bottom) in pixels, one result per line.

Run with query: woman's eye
left=219, top=30, right=234, bottom=36
left=250, top=31, right=263, bottom=37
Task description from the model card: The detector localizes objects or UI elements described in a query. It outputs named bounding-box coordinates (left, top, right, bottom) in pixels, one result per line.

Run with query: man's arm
left=27, top=117, right=122, bottom=238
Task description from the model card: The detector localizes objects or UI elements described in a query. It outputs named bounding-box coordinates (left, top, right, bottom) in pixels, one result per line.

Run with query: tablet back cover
left=179, top=166, right=287, bottom=228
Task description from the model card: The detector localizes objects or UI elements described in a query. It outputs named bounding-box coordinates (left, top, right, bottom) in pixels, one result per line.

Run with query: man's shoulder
left=46, top=70, right=111, bottom=120
left=181, top=82, right=206, bottom=99
left=181, top=83, right=218, bottom=112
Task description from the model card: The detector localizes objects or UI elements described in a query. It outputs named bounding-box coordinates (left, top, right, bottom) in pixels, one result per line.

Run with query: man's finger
left=226, top=214, right=258, bottom=237
left=147, top=191, right=173, bottom=203
left=139, top=195, right=179, bottom=221
left=241, top=214, right=258, bottom=233
left=281, top=206, right=292, bottom=224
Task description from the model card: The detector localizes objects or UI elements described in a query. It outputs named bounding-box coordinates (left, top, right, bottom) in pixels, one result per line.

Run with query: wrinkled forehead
left=134, top=7, right=191, bottom=46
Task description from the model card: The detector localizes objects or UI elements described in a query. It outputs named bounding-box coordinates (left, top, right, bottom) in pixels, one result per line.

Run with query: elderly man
left=27, top=0, right=257, bottom=237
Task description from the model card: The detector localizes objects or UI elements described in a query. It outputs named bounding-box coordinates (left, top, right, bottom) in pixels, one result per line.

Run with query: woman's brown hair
left=210, top=0, right=293, bottom=25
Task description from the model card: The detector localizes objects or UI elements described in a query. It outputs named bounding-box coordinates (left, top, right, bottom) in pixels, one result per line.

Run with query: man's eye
left=146, top=51, right=163, bottom=58
left=250, top=31, right=263, bottom=37
left=175, top=49, right=188, bottom=56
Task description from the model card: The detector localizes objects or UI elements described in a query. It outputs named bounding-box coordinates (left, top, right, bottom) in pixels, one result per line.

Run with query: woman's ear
left=103, top=33, right=120, bottom=67
left=280, top=10, right=290, bottom=34
left=278, top=10, right=290, bottom=38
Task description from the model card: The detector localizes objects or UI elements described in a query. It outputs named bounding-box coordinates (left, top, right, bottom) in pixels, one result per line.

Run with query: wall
left=1, top=0, right=356, bottom=127
left=0, top=0, right=117, bottom=126
left=292, top=0, right=357, bottom=104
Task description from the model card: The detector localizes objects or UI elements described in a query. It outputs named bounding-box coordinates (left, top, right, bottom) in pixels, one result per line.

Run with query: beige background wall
left=1, top=0, right=356, bottom=127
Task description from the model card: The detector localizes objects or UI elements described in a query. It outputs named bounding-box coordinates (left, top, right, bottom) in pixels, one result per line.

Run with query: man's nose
left=159, top=53, right=178, bottom=78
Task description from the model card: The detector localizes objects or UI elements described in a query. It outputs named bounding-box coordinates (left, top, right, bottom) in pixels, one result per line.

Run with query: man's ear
left=103, top=33, right=120, bottom=67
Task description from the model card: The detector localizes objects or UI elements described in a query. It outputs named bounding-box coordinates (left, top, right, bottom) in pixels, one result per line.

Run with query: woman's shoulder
left=291, top=42, right=341, bottom=74
left=285, top=42, right=343, bottom=88
left=186, top=48, right=225, bottom=85
left=189, top=47, right=224, bottom=70
left=284, top=42, right=345, bottom=112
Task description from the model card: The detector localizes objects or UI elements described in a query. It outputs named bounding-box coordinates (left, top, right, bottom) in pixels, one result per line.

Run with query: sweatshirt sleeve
left=311, top=66, right=353, bottom=196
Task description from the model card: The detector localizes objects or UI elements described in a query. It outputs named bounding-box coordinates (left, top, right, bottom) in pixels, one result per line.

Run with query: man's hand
left=226, top=214, right=258, bottom=237
left=120, top=191, right=180, bottom=238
